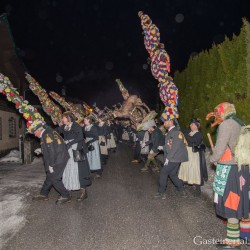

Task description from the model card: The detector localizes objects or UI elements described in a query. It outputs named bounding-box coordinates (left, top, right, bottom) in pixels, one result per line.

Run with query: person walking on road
left=32, top=125, right=71, bottom=204
left=155, top=118, right=188, bottom=199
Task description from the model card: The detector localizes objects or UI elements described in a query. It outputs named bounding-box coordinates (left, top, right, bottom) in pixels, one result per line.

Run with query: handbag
left=88, top=144, right=95, bottom=151
left=73, top=148, right=86, bottom=162
left=192, top=143, right=206, bottom=153
left=100, top=141, right=106, bottom=146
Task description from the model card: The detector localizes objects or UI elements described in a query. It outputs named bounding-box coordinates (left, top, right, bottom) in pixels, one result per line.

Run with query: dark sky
left=1, top=0, right=250, bottom=108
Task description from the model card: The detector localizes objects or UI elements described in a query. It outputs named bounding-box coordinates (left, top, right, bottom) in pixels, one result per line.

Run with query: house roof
left=0, top=13, right=28, bottom=112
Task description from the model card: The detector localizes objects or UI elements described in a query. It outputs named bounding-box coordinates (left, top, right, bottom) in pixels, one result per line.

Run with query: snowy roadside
left=0, top=156, right=45, bottom=248
left=0, top=150, right=21, bottom=163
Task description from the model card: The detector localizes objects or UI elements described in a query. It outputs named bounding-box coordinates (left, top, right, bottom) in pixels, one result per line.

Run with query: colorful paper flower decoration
left=49, top=91, right=85, bottom=123
left=0, top=73, right=46, bottom=133
left=25, top=73, right=62, bottom=125
left=138, top=11, right=179, bottom=121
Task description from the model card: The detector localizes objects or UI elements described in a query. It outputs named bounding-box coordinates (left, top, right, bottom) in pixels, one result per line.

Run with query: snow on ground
left=0, top=157, right=45, bottom=248
left=0, top=150, right=21, bottom=163
left=0, top=193, right=28, bottom=248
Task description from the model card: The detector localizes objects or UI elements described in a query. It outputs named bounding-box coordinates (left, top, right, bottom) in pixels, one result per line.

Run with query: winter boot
left=140, top=166, right=149, bottom=172
left=77, top=188, right=88, bottom=202
left=32, top=194, right=49, bottom=201
left=56, top=196, right=72, bottom=205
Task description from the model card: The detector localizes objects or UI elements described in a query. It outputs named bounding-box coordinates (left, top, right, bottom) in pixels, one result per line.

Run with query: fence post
left=19, top=135, right=24, bottom=164
left=23, top=139, right=33, bottom=164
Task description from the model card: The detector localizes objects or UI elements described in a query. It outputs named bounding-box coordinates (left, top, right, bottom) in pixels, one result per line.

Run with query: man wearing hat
left=32, top=124, right=71, bottom=204
left=140, top=119, right=164, bottom=172
left=155, top=118, right=188, bottom=199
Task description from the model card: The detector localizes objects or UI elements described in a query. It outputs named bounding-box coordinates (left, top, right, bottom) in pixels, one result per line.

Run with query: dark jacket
left=145, top=127, right=164, bottom=153
left=182, top=129, right=208, bottom=184
left=115, top=123, right=123, bottom=139
left=109, top=123, right=115, bottom=134
left=136, top=130, right=146, bottom=142
left=182, top=129, right=203, bottom=147
left=83, top=124, right=99, bottom=144
left=164, top=127, right=188, bottom=163
left=56, top=122, right=86, bottom=151
left=40, top=128, right=70, bottom=171
left=56, top=123, right=91, bottom=186
left=98, top=123, right=109, bottom=139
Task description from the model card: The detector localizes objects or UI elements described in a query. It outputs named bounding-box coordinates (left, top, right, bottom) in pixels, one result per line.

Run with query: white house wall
left=0, top=110, right=25, bottom=152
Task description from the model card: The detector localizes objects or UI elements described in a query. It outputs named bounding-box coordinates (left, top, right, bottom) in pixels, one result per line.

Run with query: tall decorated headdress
left=116, top=79, right=129, bottom=99
left=138, top=11, right=179, bottom=121
left=0, top=73, right=46, bottom=133
left=49, top=91, right=85, bottom=123
left=25, top=73, right=62, bottom=125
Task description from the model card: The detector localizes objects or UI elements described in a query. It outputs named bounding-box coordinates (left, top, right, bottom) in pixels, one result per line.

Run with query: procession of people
left=1, top=57, right=249, bottom=250
left=16, top=72, right=247, bottom=249
left=0, top=8, right=250, bottom=250
left=7, top=98, right=244, bottom=249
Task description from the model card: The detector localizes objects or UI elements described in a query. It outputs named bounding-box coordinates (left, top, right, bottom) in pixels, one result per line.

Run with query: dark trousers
left=133, top=142, right=141, bottom=160
left=117, top=130, right=122, bottom=141
left=101, top=154, right=107, bottom=165
left=158, top=162, right=183, bottom=193
left=40, top=163, right=70, bottom=198
left=78, top=159, right=92, bottom=188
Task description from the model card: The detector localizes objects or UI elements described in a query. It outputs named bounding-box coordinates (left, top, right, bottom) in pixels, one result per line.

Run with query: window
left=9, top=117, right=16, bottom=138
left=19, top=117, right=23, bottom=129
left=0, top=117, right=2, bottom=140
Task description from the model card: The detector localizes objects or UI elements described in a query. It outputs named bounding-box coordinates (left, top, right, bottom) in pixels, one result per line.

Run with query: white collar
left=189, top=130, right=198, bottom=136
left=85, top=124, right=93, bottom=131
left=40, top=129, right=46, bottom=138
left=168, top=126, right=175, bottom=132
left=64, top=122, right=73, bottom=131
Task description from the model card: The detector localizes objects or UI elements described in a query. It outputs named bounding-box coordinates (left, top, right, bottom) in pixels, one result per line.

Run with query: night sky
left=1, top=0, right=250, bottom=108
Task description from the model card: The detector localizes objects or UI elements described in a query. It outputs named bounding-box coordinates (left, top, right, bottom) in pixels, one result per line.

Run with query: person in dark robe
left=56, top=112, right=91, bottom=201
left=131, top=130, right=145, bottom=164
left=178, top=118, right=207, bottom=196
left=83, top=117, right=102, bottom=178
left=115, top=120, right=123, bottom=143
left=97, top=119, right=109, bottom=166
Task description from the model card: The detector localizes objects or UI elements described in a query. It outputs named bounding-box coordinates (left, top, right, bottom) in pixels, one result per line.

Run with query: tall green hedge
left=174, top=19, right=250, bottom=141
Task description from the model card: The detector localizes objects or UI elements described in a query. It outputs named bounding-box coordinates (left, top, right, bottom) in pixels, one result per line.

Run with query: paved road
left=1, top=144, right=247, bottom=250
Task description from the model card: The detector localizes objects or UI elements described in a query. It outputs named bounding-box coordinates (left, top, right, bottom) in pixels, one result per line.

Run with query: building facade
left=0, top=13, right=27, bottom=156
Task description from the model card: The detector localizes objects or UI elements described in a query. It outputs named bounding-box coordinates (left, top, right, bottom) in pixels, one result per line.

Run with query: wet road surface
left=2, top=144, right=247, bottom=250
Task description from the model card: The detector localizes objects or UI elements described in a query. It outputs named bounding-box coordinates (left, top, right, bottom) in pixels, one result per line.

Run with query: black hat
left=190, top=118, right=201, bottom=128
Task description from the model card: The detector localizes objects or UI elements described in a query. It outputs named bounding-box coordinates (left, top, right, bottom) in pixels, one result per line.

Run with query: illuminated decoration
left=138, top=11, right=179, bottom=121
left=49, top=91, right=85, bottom=123
left=0, top=73, right=45, bottom=134
left=83, top=102, right=93, bottom=115
left=25, top=73, right=62, bottom=125
left=113, top=79, right=152, bottom=129
left=82, top=102, right=98, bottom=121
